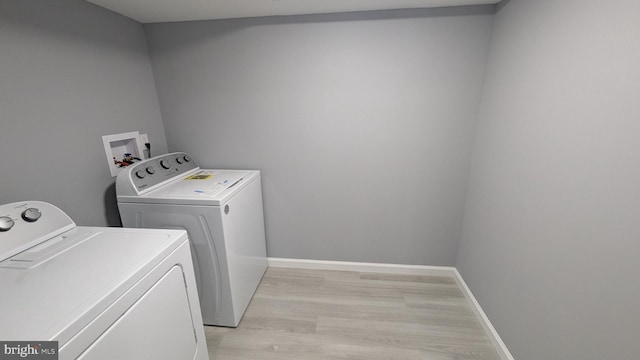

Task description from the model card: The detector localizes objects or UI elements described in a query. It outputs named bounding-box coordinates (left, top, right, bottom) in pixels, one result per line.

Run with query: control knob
left=183, top=155, right=190, bottom=162
left=0, top=216, right=15, bottom=232
left=22, top=208, right=42, bottom=223
left=146, top=166, right=155, bottom=175
left=176, top=157, right=184, bottom=164
left=160, top=160, right=170, bottom=169
left=135, top=170, right=146, bottom=179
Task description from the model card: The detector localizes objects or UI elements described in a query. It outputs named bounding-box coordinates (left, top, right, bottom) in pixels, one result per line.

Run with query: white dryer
left=0, top=201, right=208, bottom=360
left=116, top=152, right=267, bottom=327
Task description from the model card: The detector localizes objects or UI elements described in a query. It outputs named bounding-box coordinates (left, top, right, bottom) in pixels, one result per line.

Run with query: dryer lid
left=0, top=226, right=187, bottom=344
left=125, top=169, right=259, bottom=205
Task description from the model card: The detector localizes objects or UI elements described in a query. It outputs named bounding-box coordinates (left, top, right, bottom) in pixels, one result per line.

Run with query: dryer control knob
left=176, top=157, right=184, bottom=164
left=160, top=160, right=170, bottom=169
left=183, top=155, right=190, bottom=162
left=0, top=216, right=15, bottom=231
left=146, top=166, right=155, bottom=175
left=135, top=170, right=146, bottom=179
left=22, top=208, right=41, bottom=223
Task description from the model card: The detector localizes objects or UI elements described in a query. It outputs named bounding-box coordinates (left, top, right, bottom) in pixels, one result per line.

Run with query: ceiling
left=85, top=0, right=500, bottom=24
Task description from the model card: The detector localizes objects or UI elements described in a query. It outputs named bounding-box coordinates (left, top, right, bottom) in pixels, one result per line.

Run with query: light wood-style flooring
left=205, top=267, right=500, bottom=360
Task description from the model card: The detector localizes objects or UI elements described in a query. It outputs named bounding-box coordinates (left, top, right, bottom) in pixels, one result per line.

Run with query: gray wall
left=457, top=0, right=640, bottom=359
left=144, top=7, right=495, bottom=265
left=0, top=0, right=168, bottom=226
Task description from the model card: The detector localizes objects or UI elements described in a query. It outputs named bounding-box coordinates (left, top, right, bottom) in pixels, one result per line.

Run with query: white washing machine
left=116, top=152, right=267, bottom=327
left=0, top=201, right=209, bottom=360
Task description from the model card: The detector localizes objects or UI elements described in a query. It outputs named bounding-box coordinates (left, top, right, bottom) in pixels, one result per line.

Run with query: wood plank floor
left=204, top=267, right=500, bottom=360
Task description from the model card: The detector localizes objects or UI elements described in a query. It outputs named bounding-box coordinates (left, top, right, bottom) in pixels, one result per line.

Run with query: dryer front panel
left=77, top=266, right=199, bottom=360
left=118, top=202, right=236, bottom=326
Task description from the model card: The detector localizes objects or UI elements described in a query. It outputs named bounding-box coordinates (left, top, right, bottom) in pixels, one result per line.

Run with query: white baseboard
left=267, top=257, right=514, bottom=360
left=267, top=257, right=454, bottom=276
left=452, top=269, right=515, bottom=360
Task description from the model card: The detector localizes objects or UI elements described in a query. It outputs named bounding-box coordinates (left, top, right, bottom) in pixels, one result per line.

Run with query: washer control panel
left=126, top=152, right=199, bottom=193
left=0, top=201, right=75, bottom=262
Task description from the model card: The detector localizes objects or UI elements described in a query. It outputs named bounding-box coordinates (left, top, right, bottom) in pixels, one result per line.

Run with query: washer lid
left=121, top=169, right=260, bottom=206
left=0, top=226, right=187, bottom=344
